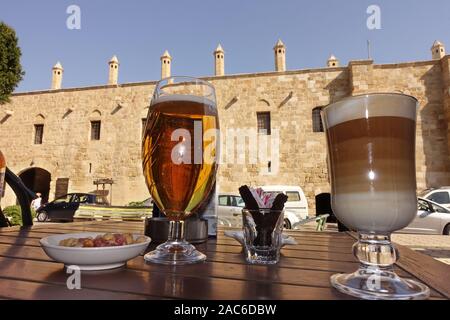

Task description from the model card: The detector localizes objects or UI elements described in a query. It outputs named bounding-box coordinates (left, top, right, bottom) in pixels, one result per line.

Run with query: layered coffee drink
left=322, top=94, right=418, bottom=233
left=324, top=94, right=430, bottom=300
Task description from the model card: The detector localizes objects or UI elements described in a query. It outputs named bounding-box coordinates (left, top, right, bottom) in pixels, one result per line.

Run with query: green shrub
left=127, top=199, right=153, bottom=207
left=127, top=200, right=146, bottom=207
left=3, top=205, right=36, bottom=226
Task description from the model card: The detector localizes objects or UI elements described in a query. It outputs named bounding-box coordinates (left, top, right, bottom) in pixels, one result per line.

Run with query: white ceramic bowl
left=40, top=232, right=151, bottom=270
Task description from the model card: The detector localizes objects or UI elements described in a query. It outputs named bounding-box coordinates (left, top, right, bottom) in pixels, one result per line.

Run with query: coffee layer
left=326, top=116, right=417, bottom=232
left=327, top=116, right=416, bottom=193
left=322, top=93, right=417, bottom=129
left=332, top=191, right=417, bottom=232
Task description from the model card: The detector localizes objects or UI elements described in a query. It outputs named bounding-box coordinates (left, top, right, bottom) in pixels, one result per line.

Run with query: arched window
left=89, top=110, right=102, bottom=140
left=312, top=107, right=324, bottom=132
left=257, top=112, right=271, bottom=135
left=90, top=121, right=101, bottom=140
left=34, top=124, right=44, bottom=144
left=33, top=114, right=46, bottom=145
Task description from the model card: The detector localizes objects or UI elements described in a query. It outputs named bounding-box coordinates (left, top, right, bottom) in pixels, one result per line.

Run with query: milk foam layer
left=151, top=94, right=215, bottom=107
left=323, top=93, right=417, bottom=129
left=332, top=191, right=417, bottom=232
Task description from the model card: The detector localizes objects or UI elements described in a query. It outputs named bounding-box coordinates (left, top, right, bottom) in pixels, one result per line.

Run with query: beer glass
left=142, top=76, right=219, bottom=265
left=322, top=93, right=430, bottom=299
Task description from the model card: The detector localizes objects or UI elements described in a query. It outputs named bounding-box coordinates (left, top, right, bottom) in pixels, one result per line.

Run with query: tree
left=0, top=22, right=24, bottom=104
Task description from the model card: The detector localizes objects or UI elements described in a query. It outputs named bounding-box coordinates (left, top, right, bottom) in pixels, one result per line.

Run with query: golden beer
left=142, top=96, right=219, bottom=221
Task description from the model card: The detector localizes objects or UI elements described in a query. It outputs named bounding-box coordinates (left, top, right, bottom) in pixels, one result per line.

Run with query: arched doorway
left=19, top=168, right=51, bottom=204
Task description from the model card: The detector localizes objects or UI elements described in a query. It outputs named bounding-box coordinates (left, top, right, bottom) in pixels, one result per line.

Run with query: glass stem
left=168, top=220, right=185, bottom=242
left=353, top=233, right=398, bottom=271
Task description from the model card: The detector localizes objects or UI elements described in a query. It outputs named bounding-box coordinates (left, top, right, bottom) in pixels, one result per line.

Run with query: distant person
left=31, top=192, right=42, bottom=210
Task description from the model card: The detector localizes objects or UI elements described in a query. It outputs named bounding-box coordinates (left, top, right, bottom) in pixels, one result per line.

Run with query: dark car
left=36, top=193, right=99, bottom=222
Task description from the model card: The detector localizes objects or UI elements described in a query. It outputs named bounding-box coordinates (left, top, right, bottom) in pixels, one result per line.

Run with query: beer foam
left=322, top=93, right=417, bottom=129
left=151, top=94, right=215, bottom=107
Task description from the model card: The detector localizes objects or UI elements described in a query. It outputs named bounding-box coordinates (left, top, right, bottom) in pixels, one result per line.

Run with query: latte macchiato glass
left=322, top=93, right=430, bottom=300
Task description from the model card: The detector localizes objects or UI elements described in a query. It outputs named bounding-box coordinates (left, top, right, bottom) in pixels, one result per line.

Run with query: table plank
left=0, top=240, right=442, bottom=298
left=0, top=221, right=447, bottom=300
left=0, top=239, right=410, bottom=277
left=0, top=232, right=358, bottom=263
left=0, top=278, right=156, bottom=300
left=0, top=225, right=417, bottom=277
left=0, top=255, right=352, bottom=300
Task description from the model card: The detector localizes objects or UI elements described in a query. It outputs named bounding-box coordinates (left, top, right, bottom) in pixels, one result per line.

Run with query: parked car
left=217, top=193, right=302, bottom=229
left=36, top=193, right=101, bottom=222
left=217, top=194, right=245, bottom=227
left=418, top=187, right=450, bottom=209
left=401, top=197, right=450, bottom=235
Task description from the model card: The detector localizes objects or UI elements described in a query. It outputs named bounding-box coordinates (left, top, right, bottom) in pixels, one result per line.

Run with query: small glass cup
left=242, top=208, right=284, bottom=264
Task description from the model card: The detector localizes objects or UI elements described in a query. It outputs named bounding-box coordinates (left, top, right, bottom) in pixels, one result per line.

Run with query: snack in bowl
left=58, top=233, right=148, bottom=248
left=40, top=232, right=151, bottom=271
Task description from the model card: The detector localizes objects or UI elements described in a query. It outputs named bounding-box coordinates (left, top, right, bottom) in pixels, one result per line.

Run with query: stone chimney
left=327, top=54, right=340, bottom=67
left=108, top=55, right=119, bottom=85
left=51, top=62, right=63, bottom=90
left=274, top=39, right=286, bottom=72
left=431, top=40, right=446, bottom=60
left=160, top=50, right=172, bottom=79
left=214, top=44, right=225, bottom=76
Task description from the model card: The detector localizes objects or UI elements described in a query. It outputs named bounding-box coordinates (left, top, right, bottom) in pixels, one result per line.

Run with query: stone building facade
left=1, top=40, right=449, bottom=213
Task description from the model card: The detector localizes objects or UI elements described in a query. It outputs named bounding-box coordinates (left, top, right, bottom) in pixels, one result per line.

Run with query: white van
left=260, top=185, right=309, bottom=227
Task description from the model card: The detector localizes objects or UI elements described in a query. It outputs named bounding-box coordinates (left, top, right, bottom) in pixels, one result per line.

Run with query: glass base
left=331, top=267, right=430, bottom=300
left=144, top=239, right=206, bottom=265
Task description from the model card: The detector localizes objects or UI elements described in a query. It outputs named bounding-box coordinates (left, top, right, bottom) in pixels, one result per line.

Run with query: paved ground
left=299, top=222, right=450, bottom=265
left=392, top=233, right=450, bottom=265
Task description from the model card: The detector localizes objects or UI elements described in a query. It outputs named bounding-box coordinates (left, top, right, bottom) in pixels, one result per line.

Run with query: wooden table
left=0, top=220, right=448, bottom=300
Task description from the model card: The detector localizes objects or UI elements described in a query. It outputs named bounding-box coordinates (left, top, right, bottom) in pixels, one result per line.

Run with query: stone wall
left=206, top=68, right=350, bottom=210
left=1, top=57, right=449, bottom=214
left=1, top=83, right=156, bottom=206
left=370, top=61, right=450, bottom=189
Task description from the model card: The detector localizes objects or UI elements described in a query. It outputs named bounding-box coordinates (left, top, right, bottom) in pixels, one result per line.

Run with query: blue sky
left=1, top=0, right=449, bottom=92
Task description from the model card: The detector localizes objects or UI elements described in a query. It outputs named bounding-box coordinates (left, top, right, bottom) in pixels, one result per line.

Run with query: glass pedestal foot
left=331, top=267, right=430, bottom=300
left=144, top=239, right=206, bottom=265
left=330, top=233, right=430, bottom=300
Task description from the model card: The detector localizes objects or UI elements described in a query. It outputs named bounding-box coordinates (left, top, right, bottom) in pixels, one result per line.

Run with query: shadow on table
left=0, top=227, right=35, bottom=271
